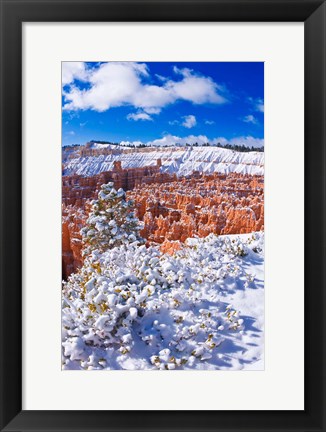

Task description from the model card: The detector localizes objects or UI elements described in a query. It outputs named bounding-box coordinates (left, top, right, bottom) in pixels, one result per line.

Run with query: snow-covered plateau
left=62, top=232, right=264, bottom=370
left=63, top=146, right=264, bottom=177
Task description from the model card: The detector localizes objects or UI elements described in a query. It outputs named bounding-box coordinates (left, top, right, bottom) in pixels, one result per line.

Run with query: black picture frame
left=0, top=0, right=325, bottom=431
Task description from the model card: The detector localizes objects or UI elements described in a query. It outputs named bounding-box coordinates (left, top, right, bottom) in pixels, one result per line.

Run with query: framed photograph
left=1, top=0, right=325, bottom=431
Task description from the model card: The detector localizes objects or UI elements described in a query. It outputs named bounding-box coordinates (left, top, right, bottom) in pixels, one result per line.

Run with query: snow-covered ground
left=63, top=146, right=264, bottom=177
left=62, top=232, right=264, bottom=370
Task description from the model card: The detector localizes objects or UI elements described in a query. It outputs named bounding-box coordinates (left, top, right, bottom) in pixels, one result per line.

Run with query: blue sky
left=62, top=62, right=264, bottom=147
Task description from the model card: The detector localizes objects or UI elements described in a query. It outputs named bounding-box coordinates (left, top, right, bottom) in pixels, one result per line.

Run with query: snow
left=91, top=143, right=117, bottom=149
left=62, top=232, right=264, bottom=370
left=81, top=182, right=144, bottom=255
left=63, top=146, right=264, bottom=177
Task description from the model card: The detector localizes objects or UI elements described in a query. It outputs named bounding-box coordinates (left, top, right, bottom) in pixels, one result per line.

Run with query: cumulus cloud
left=205, top=119, right=215, bottom=125
left=212, top=136, right=264, bottom=148
left=119, top=134, right=208, bottom=147
left=170, top=67, right=226, bottom=105
left=182, top=115, right=197, bottom=128
left=231, top=136, right=263, bottom=148
left=62, top=62, right=89, bottom=86
left=243, top=114, right=258, bottom=124
left=119, top=134, right=263, bottom=149
left=127, top=112, right=153, bottom=122
left=150, top=134, right=209, bottom=147
left=147, top=135, right=183, bottom=147
left=62, top=62, right=227, bottom=112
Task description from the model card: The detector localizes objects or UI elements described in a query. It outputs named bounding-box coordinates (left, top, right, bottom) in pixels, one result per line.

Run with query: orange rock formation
left=62, top=160, right=170, bottom=207
left=62, top=169, right=264, bottom=279
left=128, top=173, right=264, bottom=244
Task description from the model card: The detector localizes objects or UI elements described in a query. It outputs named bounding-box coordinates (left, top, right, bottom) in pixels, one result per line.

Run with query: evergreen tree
left=81, top=182, right=144, bottom=255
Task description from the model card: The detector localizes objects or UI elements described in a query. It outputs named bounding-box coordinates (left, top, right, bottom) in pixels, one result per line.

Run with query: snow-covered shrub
left=62, top=232, right=264, bottom=370
left=81, top=182, right=144, bottom=256
left=246, top=231, right=264, bottom=254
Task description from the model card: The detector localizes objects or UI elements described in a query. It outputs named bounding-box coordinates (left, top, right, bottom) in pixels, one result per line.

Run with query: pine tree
left=81, top=182, right=144, bottom=255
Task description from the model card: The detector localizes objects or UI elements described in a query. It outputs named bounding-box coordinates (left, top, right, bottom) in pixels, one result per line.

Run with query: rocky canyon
left=62, top=161, right=264, bottom=279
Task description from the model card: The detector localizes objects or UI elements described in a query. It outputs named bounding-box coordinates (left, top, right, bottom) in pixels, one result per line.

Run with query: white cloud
left=172, top=66, right=192, bottom=77
left=205, top=120, right=215, bottom=125
left=155, top=74, right=168, bottom=82
left=243, top=114, right=258, bottom=124
left=182, top=115, right=197, bottom=128
left=64, top=63, right=150, bottom=112
left=169, top=67, right=226, bottom=104
left=67, top=131, right=75, bottom=136
left=143, top=107, right=161, bottom=114
left=255, top=99, right=264, bottom=112
left=149, top=134, right=209, bottom=147
left=127, top=112, right=153, bottom=122
left=248, top=97, right=264, bottom=113
left=119, top=134, right=209, bottom=147
left=148, top=135, right=182, bottom=147
left=63, top=62, right=227, bottom=112
left=212, top=136, right=264, bottom=148
left=231, top=136, right=263, bottom=148
left=62, top=62, right=88, bottom=86
left=119, top=134, right=263, bottom=149
left=210, top=137, right=228, bottom=146
left=168, top=119, right=179, bottom=126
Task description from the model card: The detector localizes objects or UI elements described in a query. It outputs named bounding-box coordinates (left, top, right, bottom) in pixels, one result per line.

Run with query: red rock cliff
left=62, top=168, right=264, bottom=278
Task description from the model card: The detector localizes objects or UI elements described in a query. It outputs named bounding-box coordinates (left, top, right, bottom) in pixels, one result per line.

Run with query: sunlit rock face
left=62, top=163, right=174, bottom=279
left=62, top=161, right=168, bottom=206
left=62, top=167, right=264, bottom=278
left=62, top=207, right=86, bottom=279
left=128, top=173, right=264, bottom=245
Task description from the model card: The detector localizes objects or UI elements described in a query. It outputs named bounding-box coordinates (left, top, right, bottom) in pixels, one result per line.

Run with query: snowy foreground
left=62, top=232, right=264, bottom=370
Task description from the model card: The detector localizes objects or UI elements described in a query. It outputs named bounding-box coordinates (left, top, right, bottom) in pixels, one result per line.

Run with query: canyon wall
left=62, top=160, right=168, bottom=207
left=128, top=173, right=263, bottom=248
left=63, top=145, right=264, bottom=177
left=62, top=162, right=173, bottom=278
left=62, top=166, right=264, bottom=279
